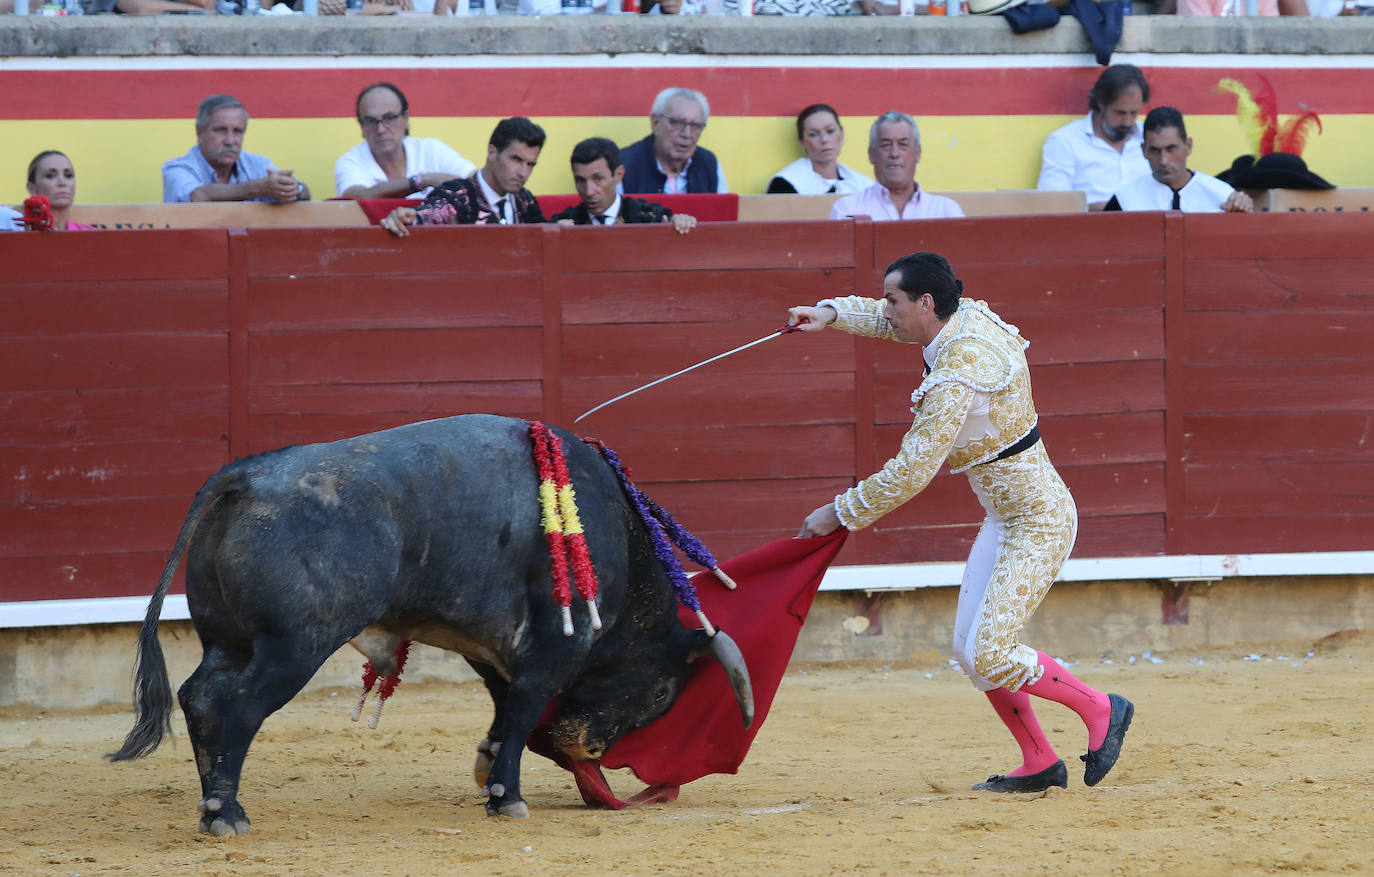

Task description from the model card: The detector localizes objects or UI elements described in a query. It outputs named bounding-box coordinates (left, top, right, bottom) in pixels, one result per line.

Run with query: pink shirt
left=1177, top=0, right=1277, bottom=13
left=830, top=183, right=964, bottom=221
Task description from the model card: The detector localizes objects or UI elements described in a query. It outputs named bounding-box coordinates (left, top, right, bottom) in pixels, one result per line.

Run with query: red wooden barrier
left=2, top=213, right=1370, bottom=605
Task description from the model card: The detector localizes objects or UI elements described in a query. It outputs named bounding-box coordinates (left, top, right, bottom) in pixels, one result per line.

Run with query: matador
left=789, top=251, right=1134, bottom=793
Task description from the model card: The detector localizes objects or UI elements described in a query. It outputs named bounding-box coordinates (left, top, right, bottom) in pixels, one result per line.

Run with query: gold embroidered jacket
left=820, top=296, right=1039, bottom=530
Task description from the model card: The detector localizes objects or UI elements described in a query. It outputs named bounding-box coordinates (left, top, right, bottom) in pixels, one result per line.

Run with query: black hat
left=1215, top=155, right=1255, bottom=186
left=1223, top=152, right=1334, bottom=191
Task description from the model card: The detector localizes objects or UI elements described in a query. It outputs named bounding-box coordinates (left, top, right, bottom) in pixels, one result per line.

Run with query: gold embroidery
left=965, top=442, right=1078, bottom=691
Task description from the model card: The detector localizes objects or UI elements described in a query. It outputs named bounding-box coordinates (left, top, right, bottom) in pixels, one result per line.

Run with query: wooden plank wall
left=1, top=213, right=1369, bottom=605
left=1175, top=213, right=1374, bottom=554
left=0, top=231, right=232, bottom=602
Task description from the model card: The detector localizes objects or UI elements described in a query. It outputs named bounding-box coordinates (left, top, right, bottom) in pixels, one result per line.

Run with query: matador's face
left=882, top=272, right=930, bottom=345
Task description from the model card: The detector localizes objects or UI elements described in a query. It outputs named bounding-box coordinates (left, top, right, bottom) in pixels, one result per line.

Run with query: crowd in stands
left=5, top=0, right=1372, bottom=13
left=5, top=70, right=1339, bottom=233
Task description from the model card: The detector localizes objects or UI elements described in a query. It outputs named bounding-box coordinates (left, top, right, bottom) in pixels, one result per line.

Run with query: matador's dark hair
left=885, top=251, right=963, bottom=319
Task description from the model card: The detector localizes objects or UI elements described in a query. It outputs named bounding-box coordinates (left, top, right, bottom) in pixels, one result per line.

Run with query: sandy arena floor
left=2, top=632, right=1372, bottom=877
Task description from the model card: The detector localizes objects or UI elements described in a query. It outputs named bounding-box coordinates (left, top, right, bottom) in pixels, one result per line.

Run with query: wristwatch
left=410, top=174, right=424, bottom=192
left=296, top=181, right=305, bottom=199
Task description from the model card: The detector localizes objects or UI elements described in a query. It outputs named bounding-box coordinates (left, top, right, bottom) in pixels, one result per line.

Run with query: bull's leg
left=178, top=634, right=335, bottom=836
left=483, top=680, right=556, bottom=819
left=465, top=659, right=510, bottom=790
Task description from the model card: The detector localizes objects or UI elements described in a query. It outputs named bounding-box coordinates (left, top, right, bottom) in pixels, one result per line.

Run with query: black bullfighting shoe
left=1081, top=693, right=1134, bottom=787
left=972, top=759, right=1068, bottom=793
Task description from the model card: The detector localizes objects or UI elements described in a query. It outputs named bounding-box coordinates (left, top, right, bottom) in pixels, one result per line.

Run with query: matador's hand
left=798, top=503, right=842, bottom=538
left=787, top=305, right=837, bottom=333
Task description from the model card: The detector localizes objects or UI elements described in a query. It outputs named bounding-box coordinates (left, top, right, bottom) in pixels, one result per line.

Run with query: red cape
left=527, top=530, right=848, bottom=808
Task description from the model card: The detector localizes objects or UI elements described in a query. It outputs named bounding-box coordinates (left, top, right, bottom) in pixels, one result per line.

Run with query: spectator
left=1162, top=0, right=1309, bottom=14
left=551, top=137, right=696, bottom=234
left=1037, top=65, right=1151, bottom=212
left=829, top=111, right=963, bottom=221
left=380, top=117, right=546, bottom=237
left=767, top=104, right=874, bottom=196
left=163, top=95, right=311, bottom=204
left=620, top=88, right=728, bottom=195
left=335, top=82, right=477, bottom=200
left=24, top=151, right=95, bottom=231
left=1105, top=107, right=1253, bottom=213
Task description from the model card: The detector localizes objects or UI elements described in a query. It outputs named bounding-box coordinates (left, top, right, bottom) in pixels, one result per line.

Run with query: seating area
left=68, top=190, right=1099, bottom=229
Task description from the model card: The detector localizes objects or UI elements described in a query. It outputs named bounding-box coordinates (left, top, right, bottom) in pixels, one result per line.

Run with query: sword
left=573, top=324, right=801, bottom=424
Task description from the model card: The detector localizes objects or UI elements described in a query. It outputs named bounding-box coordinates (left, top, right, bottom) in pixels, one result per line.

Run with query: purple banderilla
left=583, top=439, right=737, bottom=635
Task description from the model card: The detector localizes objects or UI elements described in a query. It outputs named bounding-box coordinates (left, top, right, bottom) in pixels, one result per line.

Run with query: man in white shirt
left=335, top=82, right=477, bottom=200
left=1104, top=107, right=1253, bottom=213
left=1037, top=65, right=1152, bottom=212
left=829, top=111, right=964, bottom=222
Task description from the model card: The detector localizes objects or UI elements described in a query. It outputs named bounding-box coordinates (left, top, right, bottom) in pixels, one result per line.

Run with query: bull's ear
left=685, top=628, right=716, bottom=662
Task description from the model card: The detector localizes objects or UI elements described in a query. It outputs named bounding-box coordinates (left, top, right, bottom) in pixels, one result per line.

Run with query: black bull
left=109, top=414, right=753, bottom=833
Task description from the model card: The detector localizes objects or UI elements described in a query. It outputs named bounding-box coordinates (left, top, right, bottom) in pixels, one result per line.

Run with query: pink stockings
left=985, top=651, right=1113, bottom=775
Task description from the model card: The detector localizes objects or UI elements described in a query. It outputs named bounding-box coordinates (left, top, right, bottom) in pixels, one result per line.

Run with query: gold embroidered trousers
left=951, top=441, right=1078, bottom=692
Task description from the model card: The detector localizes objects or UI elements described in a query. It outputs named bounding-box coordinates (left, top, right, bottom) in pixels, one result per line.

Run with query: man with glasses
left=335, top=82, right=477, bottom=200
left=163, top=94, right=311, bottom=204
left=619, top=87, right=728, bottom=196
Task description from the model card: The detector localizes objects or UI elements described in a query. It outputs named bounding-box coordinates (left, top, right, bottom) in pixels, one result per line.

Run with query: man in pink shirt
left=830, top=111, right=964, bottom=222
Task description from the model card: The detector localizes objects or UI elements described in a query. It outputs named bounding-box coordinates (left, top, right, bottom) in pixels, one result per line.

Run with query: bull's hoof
left=487, top=799, right=530, bottom=819
left=198, top=796, right=251, bottom=836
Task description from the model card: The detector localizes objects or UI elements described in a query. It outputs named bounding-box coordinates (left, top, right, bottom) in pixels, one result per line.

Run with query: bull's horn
left=708, top=630, right=755, bottom=729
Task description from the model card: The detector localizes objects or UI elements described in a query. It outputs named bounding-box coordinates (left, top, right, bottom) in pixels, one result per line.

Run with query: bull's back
left=185, top=416, right=630, bottom=637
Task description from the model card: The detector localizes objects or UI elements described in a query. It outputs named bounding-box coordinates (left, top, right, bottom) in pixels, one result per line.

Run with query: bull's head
left=549, top=628, right=753, bottom=761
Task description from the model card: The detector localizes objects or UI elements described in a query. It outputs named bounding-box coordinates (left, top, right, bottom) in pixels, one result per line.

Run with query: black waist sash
left=988, top=426, right=1041, bottom=464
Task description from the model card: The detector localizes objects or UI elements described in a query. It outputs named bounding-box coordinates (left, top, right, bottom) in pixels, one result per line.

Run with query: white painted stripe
left=4, top=54, right=1374, bottom=73
left=1, top=595, right=189, bottom=629
left=4, top=551, right=1372, bottom=628
left=818, top=551, right=1374, bottom=592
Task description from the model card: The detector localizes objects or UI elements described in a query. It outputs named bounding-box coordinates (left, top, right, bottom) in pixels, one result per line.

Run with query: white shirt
left=1037, top=113, right=1150, bottom=207
left=475, top=169, right=518, bottom=224
left=830, top=183, right=964, bottom=221
left=0, top=206, right=22, bottom=232
left=770, top=157, right=873, bottom=196
left=591, top=194, right=621, bottom=225
left=1110, top=170, right=1236, bottom=213
left=922, top=315, right=996, bottom=452
left=334, top=136, right=477, bottom=199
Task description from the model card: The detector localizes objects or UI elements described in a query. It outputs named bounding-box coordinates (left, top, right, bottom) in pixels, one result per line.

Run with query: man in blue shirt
left=162, top=94, right=311, bottom=204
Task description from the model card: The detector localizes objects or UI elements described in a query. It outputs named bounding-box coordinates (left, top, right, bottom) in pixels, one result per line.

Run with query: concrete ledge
left=5, top=572, right=1370, bottom=708
left=0, top=16, right=1370, bottom=59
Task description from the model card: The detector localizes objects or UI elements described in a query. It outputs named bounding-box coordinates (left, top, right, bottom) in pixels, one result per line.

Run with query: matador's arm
left=817, top=295, right=916, bottom=345
left=835, top=381, right=976, bottom=530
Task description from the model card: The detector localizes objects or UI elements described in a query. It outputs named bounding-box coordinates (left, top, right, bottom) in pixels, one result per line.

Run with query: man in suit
left=381, top=117, right=546, bottom=236
left=553, top=138, right=696, bottom=233
left=619, top=88, right=727, bottom=196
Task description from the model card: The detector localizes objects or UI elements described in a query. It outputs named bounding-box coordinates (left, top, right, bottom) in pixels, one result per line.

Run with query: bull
left=109, top=414, right=753, bottom=834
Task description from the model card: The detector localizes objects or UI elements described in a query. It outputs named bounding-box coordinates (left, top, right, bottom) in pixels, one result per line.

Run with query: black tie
left=1170, top=189, right=1181, bottom=211
left=498, top=198, right=509, bottom=224
left=594, top=214, right=607, bottom=225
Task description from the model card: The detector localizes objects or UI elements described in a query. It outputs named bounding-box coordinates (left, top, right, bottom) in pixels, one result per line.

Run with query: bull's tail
left=107, top=467, right=245, bottom=761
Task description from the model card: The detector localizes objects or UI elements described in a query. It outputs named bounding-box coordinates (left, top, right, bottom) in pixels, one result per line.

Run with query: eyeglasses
left=658, top=114, right=706, bottom=136
left=361, top=111, right=406, bottom=131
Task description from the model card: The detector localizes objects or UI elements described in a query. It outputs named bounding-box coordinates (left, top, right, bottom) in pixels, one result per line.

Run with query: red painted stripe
left=1, top=66, right=1371, bottom=120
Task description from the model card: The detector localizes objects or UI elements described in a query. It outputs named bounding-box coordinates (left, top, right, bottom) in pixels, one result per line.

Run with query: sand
left=2, top=631, right=1371, bottom=877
